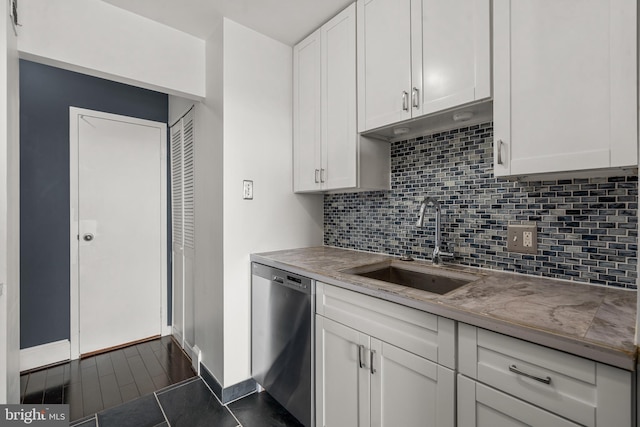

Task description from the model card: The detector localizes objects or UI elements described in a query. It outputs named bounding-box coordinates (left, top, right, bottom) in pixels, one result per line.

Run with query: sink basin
left=342, top=261, right=480, bottom=295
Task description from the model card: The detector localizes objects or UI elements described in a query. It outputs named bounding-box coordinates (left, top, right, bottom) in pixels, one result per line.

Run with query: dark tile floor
left=70, top=378, right=304, bottom=427
left=21, top=336, right=304, bottom=426
left=20, top=336, right=196, bottom=421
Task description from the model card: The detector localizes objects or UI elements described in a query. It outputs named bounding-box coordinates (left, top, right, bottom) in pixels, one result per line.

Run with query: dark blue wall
left=20, top=60, right=169, bottom=349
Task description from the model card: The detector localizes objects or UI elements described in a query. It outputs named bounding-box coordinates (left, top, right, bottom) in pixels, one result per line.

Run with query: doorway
left=69, top=107, right=168, bottom=359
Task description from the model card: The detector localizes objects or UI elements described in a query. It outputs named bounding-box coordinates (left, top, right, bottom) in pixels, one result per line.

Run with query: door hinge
left=0, top=282, right=4, bottom=296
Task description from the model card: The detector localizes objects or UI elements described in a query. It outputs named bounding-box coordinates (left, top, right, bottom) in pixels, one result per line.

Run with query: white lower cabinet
left=315, top=282, right=455, bottom=427
left=313, top=283, right=634, bottom=427
left=458, top=323, right=633, bottom=427
left=371, top=338, right=454, bottom=427
left=315, top=316, right=368, bottom=427
left=316, top=316, right=454, bottom=427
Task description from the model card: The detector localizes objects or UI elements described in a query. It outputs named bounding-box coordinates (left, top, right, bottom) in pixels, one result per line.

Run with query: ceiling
left=102, top=0, right=354, bottom=46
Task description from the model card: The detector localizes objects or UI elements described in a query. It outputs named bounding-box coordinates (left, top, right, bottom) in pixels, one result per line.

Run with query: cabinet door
left=322, top=3, right=357, bottom=190
left=458, top=375, right=581, bottom=427
left=411, top=0, right=490, bottom=116
left=293, top=29, right=322, bottom=192
left=316, top=316, right=370, bottom=427
left=493, top=0, right=637, bottom=177
left=357, top=0, right=412, bottom=132
left=371, top=339, right=454, bottom=427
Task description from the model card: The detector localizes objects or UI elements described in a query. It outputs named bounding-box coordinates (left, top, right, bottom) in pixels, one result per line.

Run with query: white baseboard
left=20, top=340, right=70, bottom=372
left=191, top=345, right=202, bottom=375
left=162, top=324, right=171, bottom=337
left=172, top=327, right=184, bottom=347
left=183, top=341, right=199, bottom=373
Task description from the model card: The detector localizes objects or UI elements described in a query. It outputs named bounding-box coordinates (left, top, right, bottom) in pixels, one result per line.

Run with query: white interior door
left=70, top=108, right=167, bottom=357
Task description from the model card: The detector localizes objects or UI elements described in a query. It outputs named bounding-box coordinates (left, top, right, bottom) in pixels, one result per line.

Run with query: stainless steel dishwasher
left=251, top=263, right=314, bottom=427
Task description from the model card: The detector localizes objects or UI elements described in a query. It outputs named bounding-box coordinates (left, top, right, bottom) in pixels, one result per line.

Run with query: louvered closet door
left=170, top=123, right=185, bottom=345
left=170, top=109, right=196, bottom=357
left=181, top=110, right=196, bottom=353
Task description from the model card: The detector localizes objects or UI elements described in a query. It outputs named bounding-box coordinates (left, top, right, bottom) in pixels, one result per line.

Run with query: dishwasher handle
left=272, top=276, right=284, bottom=284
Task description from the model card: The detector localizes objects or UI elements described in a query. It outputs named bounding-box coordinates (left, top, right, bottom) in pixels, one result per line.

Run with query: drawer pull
left=370, top=349, right=376, bottom=375
left=358, top=344, right=365, bottom=369
left=509, top=364, right=551, bottom=385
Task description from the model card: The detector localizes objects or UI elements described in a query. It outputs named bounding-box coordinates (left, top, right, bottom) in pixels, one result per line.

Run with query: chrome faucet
left=416, top=196, right=454, bottom=265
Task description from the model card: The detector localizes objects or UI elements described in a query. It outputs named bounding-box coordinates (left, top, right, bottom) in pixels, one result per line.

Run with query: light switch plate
left=243, top=180, right=253, bottom=200
left=507, top=224, right=537, bottom=254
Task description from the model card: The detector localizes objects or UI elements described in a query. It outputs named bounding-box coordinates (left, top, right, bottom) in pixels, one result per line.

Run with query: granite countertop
left=251, top=246, right=638, bottom=371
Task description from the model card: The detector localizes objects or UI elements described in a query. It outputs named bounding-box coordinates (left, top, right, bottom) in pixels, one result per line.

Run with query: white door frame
left=69, top=107, right=169, bottom=360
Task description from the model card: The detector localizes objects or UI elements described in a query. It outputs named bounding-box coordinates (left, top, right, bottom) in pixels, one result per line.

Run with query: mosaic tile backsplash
left=324, top=121, right=638, bottom=289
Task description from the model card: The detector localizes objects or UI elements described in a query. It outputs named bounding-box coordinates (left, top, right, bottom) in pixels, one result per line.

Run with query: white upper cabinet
left=357, top=0, right=491, bottom=133
left=412, top=0, right=491, bottom=117
left=493, top=0, right=638, bottom=179
left=321, top=5, right=358, bottom=190
left=357, top=0, right=413, bottom=131
left=293, top=30, right=322, bottom=192
left=294, top=3, right=390, bottom=193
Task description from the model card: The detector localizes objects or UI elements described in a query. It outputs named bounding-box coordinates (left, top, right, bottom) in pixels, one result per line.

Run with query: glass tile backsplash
left=324, top=122, right=638, bottom=289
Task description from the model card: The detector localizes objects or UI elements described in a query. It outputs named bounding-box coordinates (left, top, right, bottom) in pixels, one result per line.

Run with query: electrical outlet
left=243, top=180, right=253, bottom=200
left=507, top=224, right=537, bottom=254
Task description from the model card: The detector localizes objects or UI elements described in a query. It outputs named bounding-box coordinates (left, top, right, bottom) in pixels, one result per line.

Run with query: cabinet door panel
left=357, top=0, right=412, bottom=131
left=494, top=0, right=637, bottom=177
left=371, top=339, right=454, bottom=427
left=322, top=3, right=357, bottom=190
left=293, top=30, right=322, bottom=192
left=458, top=375, right=581, bottom=427
left=413, top=0, right=490, bottom=115
left=316, top=316, right=370, bottom=427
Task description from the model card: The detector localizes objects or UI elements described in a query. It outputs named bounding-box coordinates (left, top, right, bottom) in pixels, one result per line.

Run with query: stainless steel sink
left=342, top=261, right=480, bottom=295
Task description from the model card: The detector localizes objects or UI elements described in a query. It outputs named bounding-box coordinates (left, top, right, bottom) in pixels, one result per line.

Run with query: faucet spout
left=415, top=196, right=453, bottom=265
left=416, top=196, right=439, bottom=227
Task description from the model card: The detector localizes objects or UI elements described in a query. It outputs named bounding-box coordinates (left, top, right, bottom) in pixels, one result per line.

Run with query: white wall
left=18, top=0, right=205, bottom=99
left=172, top=18, right=323, bottom=389
left=192, top=19, right=226, bottom=384
left=168, top=97, right=194, bottom=125
left=0, top=0, right=21, bottom=403
left=221, top=20, right=323, bottom=386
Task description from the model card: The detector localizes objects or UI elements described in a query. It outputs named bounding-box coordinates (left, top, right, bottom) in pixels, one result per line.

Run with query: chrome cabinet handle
left=314, top=169, right=320, bottom=183
left=509, top=364, right=551, bottom=385
left=402, top=91, right=409, bottom=111
left=370, top=349, right=376, bottom=374
left=412, top=87, right=419, bottom=109
left=497, top=139, right=504, bottom=165
left=358, top=345, right=365, bottom=369
left=83, top=233, right=94, bottom=242
left=320, top=169, right=326, bottom=183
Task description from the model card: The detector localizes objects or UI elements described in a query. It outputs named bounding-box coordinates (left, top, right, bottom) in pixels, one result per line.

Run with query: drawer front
left=316, top=282, right=455, bottom=368
left=457, top=375, right=581, bottom=427
left=459, top=323, right=632, bottom=427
